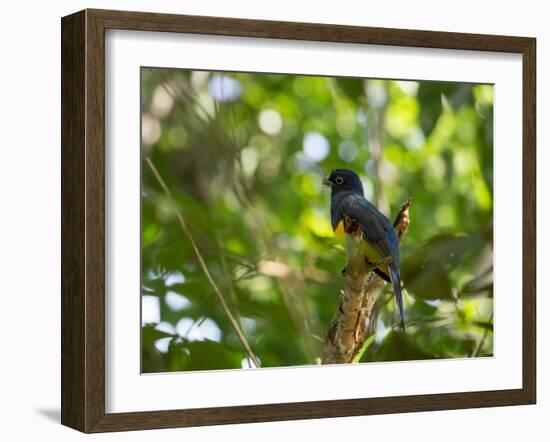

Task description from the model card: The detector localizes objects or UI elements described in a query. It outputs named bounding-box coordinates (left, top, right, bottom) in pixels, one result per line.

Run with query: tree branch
left=146, top=157, right=261, bottom=368
left=322, top=198, right=412, bottom=364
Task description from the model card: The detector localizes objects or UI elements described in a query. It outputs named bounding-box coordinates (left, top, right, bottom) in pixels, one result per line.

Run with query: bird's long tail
left=388, top=265, right=405, bottom=332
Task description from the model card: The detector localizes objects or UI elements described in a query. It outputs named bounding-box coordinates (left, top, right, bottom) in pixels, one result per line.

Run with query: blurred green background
left=140, top=67, right=494, bottom=373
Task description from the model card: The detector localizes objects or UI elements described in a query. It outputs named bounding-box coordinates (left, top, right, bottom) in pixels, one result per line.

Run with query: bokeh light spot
left=366, top=82, right=387, bottom=108
left=338, top=140, right=358, bottom=162
left=176, top=317, right=222, bottom=342
left=396, top=80, right=419, bottom=96
left=141, top=113, right=161, bottom=146
left=303, top=132, right=330, bottom=162
left=142, top=296, right=160, bottom=325
left=258, top=109, right=283, bottom=135
left=154, top=337, right=172, bottom=353
left=151, top=85, right=174, bottom=118
left=155, top=321, right=176, bottom=335
left=165, top=271, right=185, bottom=286
left=165, top=291, right=190, bottom=311
left=208, top=75, right=242, bottom=102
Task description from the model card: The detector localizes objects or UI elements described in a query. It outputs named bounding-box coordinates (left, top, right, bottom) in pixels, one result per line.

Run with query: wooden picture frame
left=61, top=8, right=536, bottom=433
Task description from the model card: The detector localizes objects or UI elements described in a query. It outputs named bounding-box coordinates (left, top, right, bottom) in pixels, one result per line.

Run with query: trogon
left=323, top=168, right=405, bottom=331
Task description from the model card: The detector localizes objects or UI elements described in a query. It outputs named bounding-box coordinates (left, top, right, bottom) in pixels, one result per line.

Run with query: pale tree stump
left=322, top=198, right=411, bottom=364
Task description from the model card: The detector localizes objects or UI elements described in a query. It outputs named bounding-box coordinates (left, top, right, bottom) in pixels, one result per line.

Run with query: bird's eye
left=335, top=176, right=344, bottom=185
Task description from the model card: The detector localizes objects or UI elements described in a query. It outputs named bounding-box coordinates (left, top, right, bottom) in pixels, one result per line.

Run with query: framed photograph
left=61, top=9, right=536, bottom=433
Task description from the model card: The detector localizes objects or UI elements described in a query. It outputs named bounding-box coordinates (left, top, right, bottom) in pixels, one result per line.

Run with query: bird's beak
left=322, top=177, right=333, bottom=187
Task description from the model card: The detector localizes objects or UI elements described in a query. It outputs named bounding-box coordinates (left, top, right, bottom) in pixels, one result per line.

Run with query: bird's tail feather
left=388, top=265, right=405, bottom=332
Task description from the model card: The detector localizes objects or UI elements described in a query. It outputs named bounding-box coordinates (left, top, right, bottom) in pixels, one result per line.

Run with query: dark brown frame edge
left=61, top=8, right=536, bottom=433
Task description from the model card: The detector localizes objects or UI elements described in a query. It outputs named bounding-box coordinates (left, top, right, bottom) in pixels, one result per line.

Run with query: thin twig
left=472, top=312, right=493, bottom=357
left=146, top=157, right=261, bottom=367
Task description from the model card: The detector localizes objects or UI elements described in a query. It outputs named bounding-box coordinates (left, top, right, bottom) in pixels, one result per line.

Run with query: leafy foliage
left=140, top=68, right=494, bottom=372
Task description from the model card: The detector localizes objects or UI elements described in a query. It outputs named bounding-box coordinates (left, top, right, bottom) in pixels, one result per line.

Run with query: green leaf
left=142, top=324, right=175, bottom=341
left=183, top=340, right=243, bottom=371
left=417, top=82, right=473, bottom=136
left=335, top=78, right=364, bottom=101
left=401, top=233, right=483, bottom=300
left=373, top=331, right=437, bottom=362
left=353, top=333, right=377, bottom=363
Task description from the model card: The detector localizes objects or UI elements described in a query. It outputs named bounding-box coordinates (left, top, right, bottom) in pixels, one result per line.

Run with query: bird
left=323, top=168, right=405, bottom=331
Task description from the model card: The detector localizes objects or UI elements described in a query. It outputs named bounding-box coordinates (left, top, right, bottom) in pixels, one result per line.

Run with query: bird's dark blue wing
left=336, top=193, right=399, bottom=263
left=331, top=192, right=405, bottom=330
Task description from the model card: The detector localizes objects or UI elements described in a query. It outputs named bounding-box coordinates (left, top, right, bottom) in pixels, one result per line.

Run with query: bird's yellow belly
left=334, top=219, right=388, bottom=273
left=334, top=219, right=347, bottom=240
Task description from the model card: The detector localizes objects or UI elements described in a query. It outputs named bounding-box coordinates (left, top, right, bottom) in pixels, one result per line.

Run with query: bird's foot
left=364, top=256, right=393, bottom=271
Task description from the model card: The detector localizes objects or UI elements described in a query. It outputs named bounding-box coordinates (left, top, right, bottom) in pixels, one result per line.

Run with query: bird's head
left=323, top=168, right=364, bottom=196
